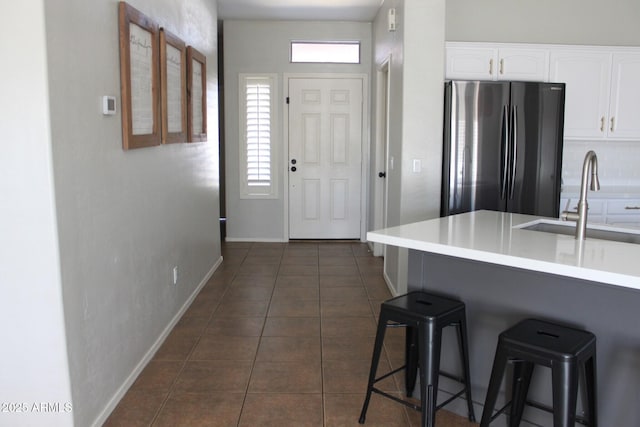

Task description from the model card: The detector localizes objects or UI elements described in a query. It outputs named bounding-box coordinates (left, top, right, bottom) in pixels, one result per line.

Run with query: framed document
left=187, top=46, right=207, bottom=142
left=118, top=2, right=161, bottom=149
left=160, top=29, right=187, bottom=144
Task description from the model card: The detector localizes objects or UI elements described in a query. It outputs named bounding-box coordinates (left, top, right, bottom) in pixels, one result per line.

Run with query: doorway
left=372, top=60, right=390, bottom=256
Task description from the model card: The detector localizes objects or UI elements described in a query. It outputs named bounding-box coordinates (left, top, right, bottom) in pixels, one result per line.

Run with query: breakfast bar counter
left=368, top=210, right=640, bottom=426
left=368, top=210, right=640, bottom=290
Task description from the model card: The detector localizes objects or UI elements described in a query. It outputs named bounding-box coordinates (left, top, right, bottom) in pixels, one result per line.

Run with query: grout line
left=237, top=241, right=282, bottom=425
left=316, top=243, right=329, bottom=426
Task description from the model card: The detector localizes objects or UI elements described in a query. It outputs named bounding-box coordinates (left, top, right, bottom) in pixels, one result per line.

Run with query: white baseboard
left=91, top=256, right=223, bottom=427
left=224, top=236, right=288, bottom=243
left=383, top=269, right=398, bottom=297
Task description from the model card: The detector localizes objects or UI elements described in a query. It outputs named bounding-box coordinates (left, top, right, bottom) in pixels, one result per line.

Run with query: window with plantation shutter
left=239, top=74, right=278, bottom=198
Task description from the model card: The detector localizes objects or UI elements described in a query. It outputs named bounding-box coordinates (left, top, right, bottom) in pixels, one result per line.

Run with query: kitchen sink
left=515, top=219, right=640, bottom=244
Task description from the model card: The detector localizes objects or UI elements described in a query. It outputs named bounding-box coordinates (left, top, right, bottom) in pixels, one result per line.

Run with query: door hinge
left=286, top=97, right=290, bottom=104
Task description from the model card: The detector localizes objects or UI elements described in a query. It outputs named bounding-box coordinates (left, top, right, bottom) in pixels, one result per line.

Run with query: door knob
left=378, top=172, right=386, bottom=178
left=291, top=159, right=297, bottom=165
left=291, top=166, right=297, bottom=172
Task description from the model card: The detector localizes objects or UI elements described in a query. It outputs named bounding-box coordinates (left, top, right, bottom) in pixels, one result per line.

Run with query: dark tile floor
left=104, top=241, right=478, bottom=426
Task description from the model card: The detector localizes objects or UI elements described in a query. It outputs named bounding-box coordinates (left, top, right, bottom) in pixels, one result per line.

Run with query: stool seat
left=381, top=290, right=469, bottom=322
left=481, top=318, right=597, bottom=427
left=359, top=291, right=476, bottom=427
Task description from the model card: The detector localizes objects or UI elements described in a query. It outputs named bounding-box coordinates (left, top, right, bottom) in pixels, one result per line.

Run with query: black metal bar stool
left=480, top=318, right=597, bottom=427
left=358, top=291, right=476, bottom=427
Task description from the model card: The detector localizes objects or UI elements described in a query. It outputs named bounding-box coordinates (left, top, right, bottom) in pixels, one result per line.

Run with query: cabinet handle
left=600, top=116, right=605, bottom=132
left=610, top=117, right=615, bottom=132
left=625, top=206, right=640, bottom=210
left=489, top=58, right=493, bottom=75
left=500, top=58, right=504, bottom=74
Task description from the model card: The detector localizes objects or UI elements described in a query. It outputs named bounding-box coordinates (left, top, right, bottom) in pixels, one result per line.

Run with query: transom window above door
left=290, top=42, right=360, bottom=64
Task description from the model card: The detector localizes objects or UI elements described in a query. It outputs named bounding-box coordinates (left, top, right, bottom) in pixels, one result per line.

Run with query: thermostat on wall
left=102, top=96, right=117, bottom=115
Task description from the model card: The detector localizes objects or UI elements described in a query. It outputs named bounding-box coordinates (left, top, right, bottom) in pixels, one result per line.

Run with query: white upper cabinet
left=549, top=50, right=612, bottom=139
left=609, top=53, right=640, bottom=139
left=494, top=48, right=549, bottom=81
left=445, top=43, right=549, bottom=82
left=445, top=46, right=496, bottom=80
left=447, top=42, right=640, bottom=140
left=550, top=49, right=640, bottom=140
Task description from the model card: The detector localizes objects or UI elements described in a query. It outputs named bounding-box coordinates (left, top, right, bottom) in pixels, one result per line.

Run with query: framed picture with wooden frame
left=159, top=28, right=187, bottom=144
left=187, top=46, right=207, bottom=142
left=118, top=1, right=161, bottom=150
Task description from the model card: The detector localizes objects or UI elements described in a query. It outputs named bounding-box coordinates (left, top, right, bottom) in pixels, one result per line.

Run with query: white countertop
left=368, top=210, right=640, bottom=291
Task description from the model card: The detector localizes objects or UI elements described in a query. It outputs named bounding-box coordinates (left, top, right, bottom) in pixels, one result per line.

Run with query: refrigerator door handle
left=500, top=105, right=509, bottom=200
left=509, top=105, right=518, bottom=199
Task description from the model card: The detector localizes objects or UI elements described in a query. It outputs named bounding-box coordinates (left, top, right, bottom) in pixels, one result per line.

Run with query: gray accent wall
left=1, top=1, right=221, bottom=426
left=409, top=250, right=640, bottom=426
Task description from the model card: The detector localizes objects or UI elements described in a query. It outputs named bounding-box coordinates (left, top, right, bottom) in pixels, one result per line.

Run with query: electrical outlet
left=172, top=266, right=178, bottom=285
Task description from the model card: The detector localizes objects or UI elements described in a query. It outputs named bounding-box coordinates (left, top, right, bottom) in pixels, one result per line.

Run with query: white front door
left=288, top=77, right=363, bottom=239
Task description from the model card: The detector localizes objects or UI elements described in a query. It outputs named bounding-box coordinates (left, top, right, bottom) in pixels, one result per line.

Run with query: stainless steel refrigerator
left=441, top=80, right=565, bottom=218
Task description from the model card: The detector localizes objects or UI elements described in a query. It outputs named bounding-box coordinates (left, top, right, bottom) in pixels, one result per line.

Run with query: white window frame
left=239, top=73, right=278, bottom=199
left=290, top=41, right=361, bottom=64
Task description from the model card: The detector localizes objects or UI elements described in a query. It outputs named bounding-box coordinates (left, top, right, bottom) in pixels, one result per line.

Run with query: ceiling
left=217, top=0, right=383, bottom=22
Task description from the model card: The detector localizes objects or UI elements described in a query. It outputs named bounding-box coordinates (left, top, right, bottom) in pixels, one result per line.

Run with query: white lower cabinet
left=605, top=199, right=640, bottom=228
left=560, top=197, right=640, bottom=227
left=560, top=197, right=606, bottom=224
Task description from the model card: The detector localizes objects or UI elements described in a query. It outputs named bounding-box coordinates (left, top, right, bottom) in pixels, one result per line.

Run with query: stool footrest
left=489, top=402, right=511, bottom=422
left=436, top=388, right=466, bottom=411
left=372, top=365, right=406, bottom=385
left=370, top=388, right=421, bottom=411
left=524, top=400, right=590, bottom=426
left=386, top=322, right=408, bottom=328
left=487, top=396, right=591, bottom=425
left=439, top=369, right=465, bottom=384
left=369, top=386, right=470, bottom=415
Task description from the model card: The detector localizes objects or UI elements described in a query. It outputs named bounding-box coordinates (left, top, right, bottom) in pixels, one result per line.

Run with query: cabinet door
left=549, top=50, right=612, bottom=139
left=497, top=48, right=549, bottom=81
left=446, top=47, right=497, bottom=80
left=608, top=53, right=640, bottom=139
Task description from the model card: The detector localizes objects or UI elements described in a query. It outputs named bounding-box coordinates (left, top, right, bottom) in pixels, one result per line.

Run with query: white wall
left=372, top=0, right=445, bottom=294
left=399, top=0, right=445, bottom=225
left=0, top=1, right=74, bottom=426
left=223, top=20, right=372, bottom=241
left=372, top=0, right=404, bottom=289
left=446, top=0, right=640, bottom=46
left=42, top=0, right=221, bottom=425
